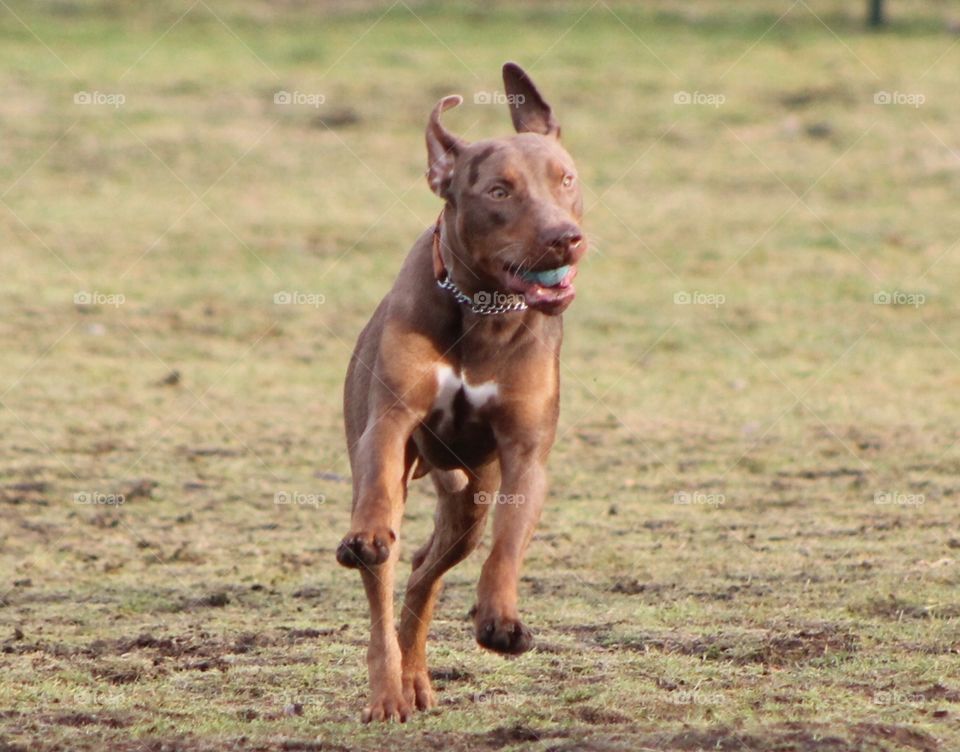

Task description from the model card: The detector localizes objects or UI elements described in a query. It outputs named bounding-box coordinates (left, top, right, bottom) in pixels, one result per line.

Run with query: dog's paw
left=336, top=528, right=395, bottom=568
left=475, top=615, right=534, bottom=655
left=361, top=690, right=411, bottom=723
left=402, top=669, right=436, bottom=711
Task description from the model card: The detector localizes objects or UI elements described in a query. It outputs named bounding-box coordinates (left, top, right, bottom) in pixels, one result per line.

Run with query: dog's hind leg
left=473, top=445, right=549, bottom=657
left=397, top=460, right=499, bottom=710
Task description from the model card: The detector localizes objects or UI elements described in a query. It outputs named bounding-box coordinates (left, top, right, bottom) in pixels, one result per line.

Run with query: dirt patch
left=539, top=723, right=940, bottom=752
left=0, top=728, right=355, bottom=752
left=1, top=626, right=345, bottom=667
left=778, top=467, right=866, bottom=480
left=430, top=666, right=473, bottom=683
left=855, top=595, right=960, bottom=621
left=637, top=726, right=852, bottom=752
left=777, top=84, right=855, bottom=110
left=0, top=710, right=133, bottom=732
left=610, top=578, right=770, bottom=603
left=919, top=684, right=960, bottom=702
left=573, top=705, right=632, bottom=725
left=610, top=578, right=678, bottom=596
left=89, top=628, right=341, bottom=659
left=484, top=724, right=565, bottom=748
left=178, top=446, right=244, bottom=458
left=149, top=589, right=242, bottom=612
left=0, top=481, right=49, bottom=505
left=50, top=712, right=130, bottom=729
left=608, top=624, right=858, bottom=666
left=115, top=478, right=158, bottom=500
left=90, top=660, right=151, bottom=684
left=853, top=724, right=940, bottom=752
left=291, top=586, right=325, bottom=599
left=561, top=622, right=620, bottom=640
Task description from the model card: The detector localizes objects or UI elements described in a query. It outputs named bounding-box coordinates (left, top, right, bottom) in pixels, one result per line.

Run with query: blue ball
left=521, top=265, right=571, bottom=287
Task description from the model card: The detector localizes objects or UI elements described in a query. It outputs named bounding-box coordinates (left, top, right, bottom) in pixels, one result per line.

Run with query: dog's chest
left=430, top=364, right=498, bottom=433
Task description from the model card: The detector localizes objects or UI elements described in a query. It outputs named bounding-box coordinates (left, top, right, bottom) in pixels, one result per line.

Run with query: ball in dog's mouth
left=504, top=263, right=578, bottom=311
left=519, top=265, right=572, bottom=287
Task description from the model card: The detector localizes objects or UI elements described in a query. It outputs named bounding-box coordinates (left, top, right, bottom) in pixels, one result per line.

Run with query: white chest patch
left=432, top=364, right=498, bottom=431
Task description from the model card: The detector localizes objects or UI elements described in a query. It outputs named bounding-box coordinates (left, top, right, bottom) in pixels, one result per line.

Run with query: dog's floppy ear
left=502, top=62, right=560, bottom=138
left=426, top=95, right=466, bottom=198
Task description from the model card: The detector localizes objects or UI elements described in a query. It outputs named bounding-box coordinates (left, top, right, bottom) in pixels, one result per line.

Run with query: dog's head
left=426, top=62, right=585, bottom=315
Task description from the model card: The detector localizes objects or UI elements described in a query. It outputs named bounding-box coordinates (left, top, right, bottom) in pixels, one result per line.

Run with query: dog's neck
left=430, top=209, right=561, bottom=353
left=433, top=209, right=487, bottom=298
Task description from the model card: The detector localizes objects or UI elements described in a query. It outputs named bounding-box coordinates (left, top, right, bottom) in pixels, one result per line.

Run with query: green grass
left=1, top=1, right=959, bottom=750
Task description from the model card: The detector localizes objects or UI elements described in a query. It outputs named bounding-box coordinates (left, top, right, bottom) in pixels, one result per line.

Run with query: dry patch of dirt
left=855, top=594, right=960, bottom=621
left=2, top=626, right=349, bottom=679
left=606, top=623, right=858, bottom=666
left=525, top=722, right=940, bottom=752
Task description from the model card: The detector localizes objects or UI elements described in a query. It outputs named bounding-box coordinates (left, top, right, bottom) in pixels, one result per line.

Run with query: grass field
left=1, top=1, right=959, bottom=750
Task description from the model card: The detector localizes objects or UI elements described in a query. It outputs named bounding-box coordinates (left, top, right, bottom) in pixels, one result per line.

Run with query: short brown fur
left=336, top=62, right=586, bottom=722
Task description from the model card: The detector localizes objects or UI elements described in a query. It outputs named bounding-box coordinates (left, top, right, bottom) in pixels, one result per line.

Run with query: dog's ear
left=502, top=62, right=560, bottom=138
left=426, top=95, right=466, bottom=198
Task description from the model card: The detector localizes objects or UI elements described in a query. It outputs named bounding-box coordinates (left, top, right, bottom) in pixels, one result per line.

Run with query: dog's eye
left=561, top=174, right=576, bottom=188
left=487, top=186, right=509, bottom=200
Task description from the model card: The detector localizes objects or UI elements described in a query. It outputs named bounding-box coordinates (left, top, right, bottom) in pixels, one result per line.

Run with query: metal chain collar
left=432, top=211, right=528, bottom=316
left=436, top=274, right=528, bottom=316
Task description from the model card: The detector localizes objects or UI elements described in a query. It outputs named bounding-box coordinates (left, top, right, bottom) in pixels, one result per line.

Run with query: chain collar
left=432, top=211, right=528, bottom=316
left=436, top=273, right=528, bottom=315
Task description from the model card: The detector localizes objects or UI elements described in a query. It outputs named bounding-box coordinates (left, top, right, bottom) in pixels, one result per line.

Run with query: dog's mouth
left=502, top=262, right=578, bottom=312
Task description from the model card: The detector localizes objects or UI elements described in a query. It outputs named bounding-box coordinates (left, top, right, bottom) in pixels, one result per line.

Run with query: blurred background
left=2, top=2, right=959, bottom=750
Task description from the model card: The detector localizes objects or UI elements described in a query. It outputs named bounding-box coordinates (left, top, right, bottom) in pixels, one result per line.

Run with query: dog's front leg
left=473, top=433, right=550, bottom=656
left=338, top=407, right=419, bottom=722
left=358, top=545, right=406, bottom=722
left=337, top=407, right=414, bottom=570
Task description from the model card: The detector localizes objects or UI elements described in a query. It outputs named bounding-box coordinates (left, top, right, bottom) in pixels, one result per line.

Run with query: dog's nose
left=541, top=224, right=586, bottom=262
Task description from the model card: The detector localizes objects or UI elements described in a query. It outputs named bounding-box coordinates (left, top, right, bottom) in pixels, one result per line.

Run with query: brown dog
left=336, top=62, right=586, bottom=722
